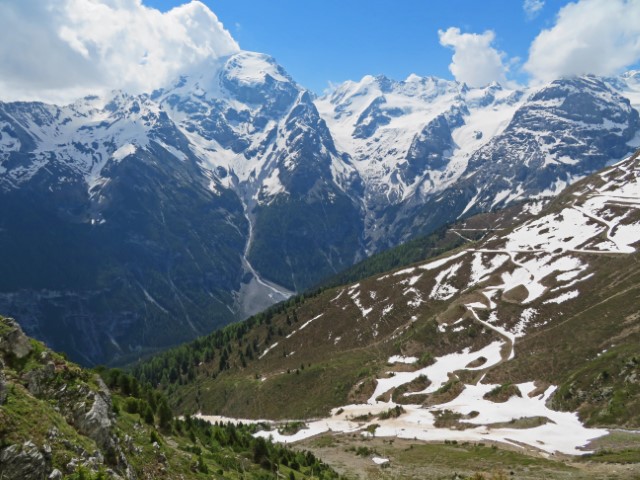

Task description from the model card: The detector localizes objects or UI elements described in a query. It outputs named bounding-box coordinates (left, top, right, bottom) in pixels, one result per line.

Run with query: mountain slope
left=317, top=75, right=640, bottom=249
left=134, top=151, right=640, bottom=457
left=0, top=52, right=363, bottom=364
left=159, top=52, right=365, bottom=292
left=1, top=54, right=639, bottom=365
left=0, top=95, right=248, bottom=365
left=0, top=315, right=339, bottom=480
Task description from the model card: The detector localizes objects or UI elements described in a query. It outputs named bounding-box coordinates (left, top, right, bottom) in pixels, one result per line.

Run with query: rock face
left=0, top=316, right=135, bottom=480
left=460, top=76, right=639, bottom=211
left=0, top=441, right=49, bottom=480
left=0, top=317, right=33, bottom=359
left=0, top=53, right=639, bottom=365
left=317, top=74, right=640, bottom=249
left=74, top=378, right=116, bottom=454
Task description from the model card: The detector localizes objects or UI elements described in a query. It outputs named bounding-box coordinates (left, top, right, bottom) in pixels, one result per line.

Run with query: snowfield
left=197, top=153, right=640, bottom=456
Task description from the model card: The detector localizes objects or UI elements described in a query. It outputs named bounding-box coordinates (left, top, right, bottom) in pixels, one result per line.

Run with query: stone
left=0, top=441, right=48, bottom=480
left=42, top=443, right=52, bottom=462
left=0, top=318, right=32, bottom=359
left=27, top=361, right=56, bottom=397
left=74, top=377, right=115, bottom=452
left=47, top=427, right=59, bottom=440
left=49, top=468, right=63, bottom=480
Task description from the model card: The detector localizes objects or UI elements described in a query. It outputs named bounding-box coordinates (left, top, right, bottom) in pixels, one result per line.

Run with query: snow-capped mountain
left=0, top=52, right=364, bottom=364
left=0, top=49, right=639, bottom=364
left=129, top=148, right=640, bottom=468
left=156, top=52, right=364, bottom=294
left=317, top=74, right=640, bottom=249
left=170, top=151, right=640, bottom=457
left=0, top=90, right=250, bottom=364
left=315, top=75, right=524, bottom=206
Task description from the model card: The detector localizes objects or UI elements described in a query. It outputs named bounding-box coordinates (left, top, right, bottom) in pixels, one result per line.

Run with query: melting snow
left=420, top=251, right=467, bottom=271
left=112, top=143, right=137, bottom=161
left=286, top=314, right=324, bottom=339
left=203, top=154, right=640, bottom=456
left=544, top=290, right=580, bottom=304
left=259, top=342, right=279, bottom=359
left=388, top=355, right=418, bottom=364
left=429, top=262, right=463, bottom=300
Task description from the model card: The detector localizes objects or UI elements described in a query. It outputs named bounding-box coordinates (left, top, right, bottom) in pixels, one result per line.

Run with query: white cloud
left=0, top=0, right=240, bottom=103
left=525, top=0, right=640, bottom=83
left=523, top=0, right=545, bottom=18
left=438, top=27, right=508, bottom=87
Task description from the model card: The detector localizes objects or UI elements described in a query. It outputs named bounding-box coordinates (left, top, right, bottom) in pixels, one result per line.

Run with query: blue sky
left=2, top=0, right=639, bottom=103
left=145, top=0, right=575, bottom=92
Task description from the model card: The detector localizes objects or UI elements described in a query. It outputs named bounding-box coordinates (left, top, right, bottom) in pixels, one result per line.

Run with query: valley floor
left=298, top=434, right=640, bottom=480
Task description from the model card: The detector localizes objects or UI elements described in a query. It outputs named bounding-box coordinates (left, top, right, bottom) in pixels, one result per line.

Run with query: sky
left=144, top=0, right=574, bottom=91
left=1, top=0, right=639, bottom=103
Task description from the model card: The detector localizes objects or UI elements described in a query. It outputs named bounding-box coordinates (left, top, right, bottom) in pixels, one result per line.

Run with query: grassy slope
left=479, top=166, right=640, bottom=428
left=0, top=316, right=341, bottom=480
left=302, top=435, right=577, bottom=480
left=131, top=204, right=539, bottom=419
left=127, top=156, right=640, bottom=479
left=133, top=155, right=640, bottom=433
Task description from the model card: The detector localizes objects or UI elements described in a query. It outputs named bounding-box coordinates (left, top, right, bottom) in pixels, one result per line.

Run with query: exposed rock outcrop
left=75, top=377, right=116, bottom=452
left=0, top=317, right=32, bottom=359
left=0, top=441, right=49, bottom=480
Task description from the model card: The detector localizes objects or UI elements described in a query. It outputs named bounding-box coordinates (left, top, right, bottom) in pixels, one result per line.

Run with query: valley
left=130, top=152, right=640, bottom=478
left=0, top=57, right=639, bottom=365
left=2, top=2, right=640, bottom=478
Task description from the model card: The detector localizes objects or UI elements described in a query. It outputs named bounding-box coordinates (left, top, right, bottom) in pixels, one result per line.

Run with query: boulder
left=75, top=377, right=115, bottom=452
left=0, top=441, right=48, bottom=480
left=48, top=469, right=63, bottom=480
left=27, top=361, right=56, bottom=397
left=0, top=317, right=32, bottom=360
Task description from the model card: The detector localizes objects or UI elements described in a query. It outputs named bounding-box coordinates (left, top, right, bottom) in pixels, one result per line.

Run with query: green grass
left=553, top=343, right=640, bottom=427
left=394, top=442, right=571, bottom=471
left=190, top=349, right=378, bottom=419
left=300, top=436, right=593, bottom=480
left=583, top=448, right=640, bottom=464
left=0, top=381, right=98, bottom=468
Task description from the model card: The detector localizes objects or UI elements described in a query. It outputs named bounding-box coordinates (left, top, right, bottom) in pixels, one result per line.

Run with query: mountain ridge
left=1, top=50, right=640, bottom=364
left=130, top=150, right=640, bottom=459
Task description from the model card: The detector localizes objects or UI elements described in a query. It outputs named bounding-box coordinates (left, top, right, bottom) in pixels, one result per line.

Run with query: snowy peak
left=459, top=75, right=640, bottom=213
left=314, top=72, right=640, bottom=252
left=156, top=51, right=352, bottom=206
left=316, top=73, right=526, bottom=214
left=223, top=51, right=293, bottom=88
left=526, top=75, right=636, bottom=126
left=0, top=92, right=167, bottom=192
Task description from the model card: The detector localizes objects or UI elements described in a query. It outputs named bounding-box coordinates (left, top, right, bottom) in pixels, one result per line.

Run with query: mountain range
left=131, top=149, right=640, bottom=477
left=1, top=50, right=639, bottom=364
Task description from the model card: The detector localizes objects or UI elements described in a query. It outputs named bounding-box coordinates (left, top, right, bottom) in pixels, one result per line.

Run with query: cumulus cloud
left=523, top=0, right=545, bottom=18
left=438, top=27, right=508, bottom=87
left=525, top=0, right=640, bottom=83
left=0, top=0, right=239, bottom=103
